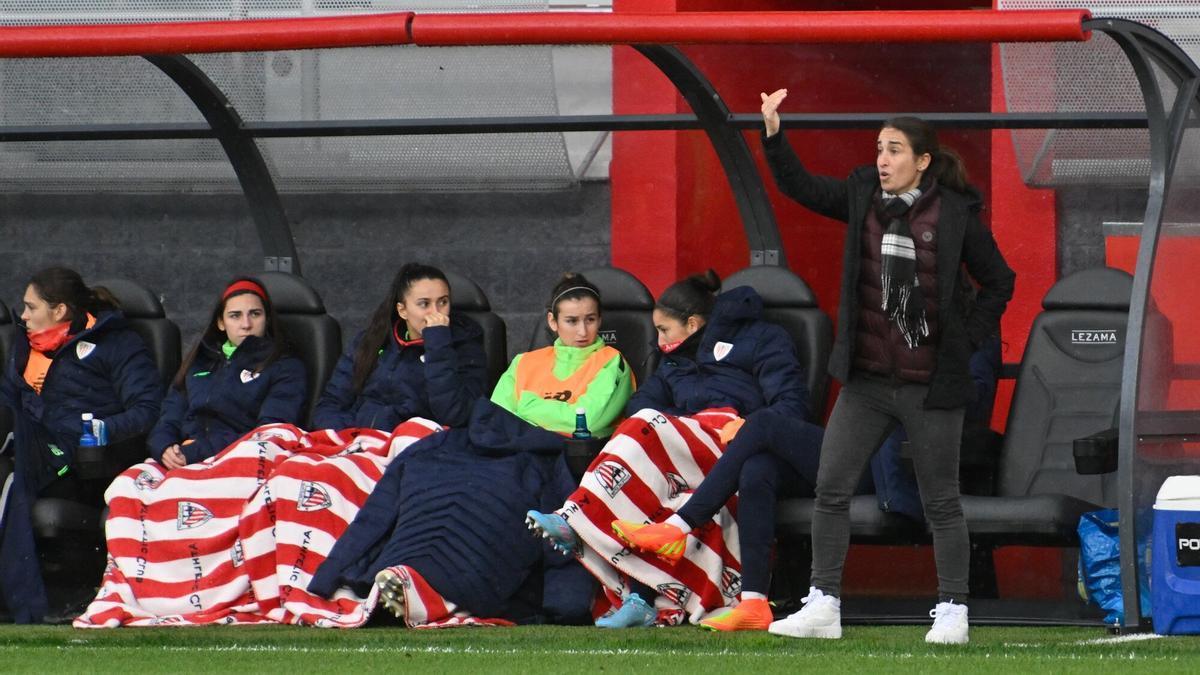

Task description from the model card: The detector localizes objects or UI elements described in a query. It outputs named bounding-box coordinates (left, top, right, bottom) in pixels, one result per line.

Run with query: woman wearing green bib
left=490, top=272, right=634, bottom=438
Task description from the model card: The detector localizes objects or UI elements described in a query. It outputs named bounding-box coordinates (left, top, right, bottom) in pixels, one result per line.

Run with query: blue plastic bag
left=1078, top=508, right=1152, bottom=625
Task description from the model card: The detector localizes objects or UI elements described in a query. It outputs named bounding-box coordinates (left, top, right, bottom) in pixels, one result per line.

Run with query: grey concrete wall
left=0, top=184, right=610, bottom=363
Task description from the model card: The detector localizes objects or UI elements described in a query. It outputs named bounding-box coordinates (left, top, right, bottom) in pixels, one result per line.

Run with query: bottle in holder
left=79, top=413, right=99, bottom=447
left=572, top=407, right=591, bottom=440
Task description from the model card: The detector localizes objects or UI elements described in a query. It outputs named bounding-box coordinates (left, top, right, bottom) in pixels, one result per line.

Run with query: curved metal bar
left=634, top=45, right=783, bottom=266
left=144, top=54, right=299, bottom=274
left=1089, top=17, right=1200, bottom=630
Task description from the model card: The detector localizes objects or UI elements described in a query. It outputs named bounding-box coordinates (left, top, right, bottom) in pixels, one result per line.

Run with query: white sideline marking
left=1075, top=633, right=1165, bottom=645
left=0, top=643, right=1177, bottom=662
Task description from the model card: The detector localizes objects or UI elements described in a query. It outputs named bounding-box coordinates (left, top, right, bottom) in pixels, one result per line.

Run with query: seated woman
left=312, top=263, right=487, bottom=431
left=310, top=272, right=634, bottom=626
left=490, top=272, right=634, bottom=437
left=527, top=270, right=823, bottom=631
left=147, top=277, right=306, bottom=469
left=0, top=267, right=161, bottom=623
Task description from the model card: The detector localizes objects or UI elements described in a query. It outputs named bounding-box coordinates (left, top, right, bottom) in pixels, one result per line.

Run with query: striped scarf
left=876, top=185, right=929, bottom=349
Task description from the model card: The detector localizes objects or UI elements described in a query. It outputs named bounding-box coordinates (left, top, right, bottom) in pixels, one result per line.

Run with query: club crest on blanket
left=721, top=566, right=743, bottom=599
left=595, top=460, right=631, bottom=498
left=134, top=470, right=161, bottom=491
left=656, top=582, right=693, bottom=607
left=297, top=481, right=333, bottom=512
left=665, top=472, right=689, bottom=500
left=176, top=501, right=213, bottom=530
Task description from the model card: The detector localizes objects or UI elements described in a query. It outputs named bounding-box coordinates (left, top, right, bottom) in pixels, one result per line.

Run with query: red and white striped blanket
left=75, top=419, right=446, bottom=628
left=555, top=408, right=744, bottom=626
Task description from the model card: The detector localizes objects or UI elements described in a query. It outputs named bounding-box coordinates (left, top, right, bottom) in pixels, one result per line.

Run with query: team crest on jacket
left=76, top=341, right=96, bottom=360
left=595, top=461, right=631, bottom=498
left=656, top=582, right=693, bottom=607
left=665, top=472, right=689, bottom=500
left=297, top=481, right=333, bottom=511
left=240, top=369, right=261, bottom=384
left=176, top=501, right=213, bottom=530
left=231, top=539, right=245, bottom=567
left=134, top=470, right=162, bottom=491
left=721, top=567, right=743, bottom=599
left=712, top=341, right=733, bottom=361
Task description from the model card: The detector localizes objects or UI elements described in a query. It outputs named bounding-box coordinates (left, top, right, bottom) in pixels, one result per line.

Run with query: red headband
left=222, top=280, right=267, bottom=301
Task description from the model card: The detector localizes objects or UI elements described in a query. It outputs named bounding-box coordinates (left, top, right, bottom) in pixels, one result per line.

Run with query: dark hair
left=27, top=267, right=119, bottom=324
left=656, top=269, right=721, bottom=323
left=881, top=116, right=970, bottom=193
left=351, top=263, right=450, bottom=394
left=547, top=272, right=601, bottom=318
left=172, top=276, right=286, bottom=391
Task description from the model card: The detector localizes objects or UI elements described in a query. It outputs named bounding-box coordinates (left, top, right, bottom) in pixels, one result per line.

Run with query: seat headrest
left=1042, top=267, right=1133, bottom=311
left=445, top=271, right=491, bottom=312
left=259, top=272, right=327, bottom=315
left=580, top=267, right=653, bottom=311
left=93, top=279, right=166, bottom=319
left=721, top=265, right=819, bottom=307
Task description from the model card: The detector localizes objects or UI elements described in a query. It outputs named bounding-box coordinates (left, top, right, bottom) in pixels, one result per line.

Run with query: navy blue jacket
left=148, top=335, right=306, bottom=465
left=312, top=314, right=487, bottom=431
left=309, top=398, right=594, bottom=624
left=626, top=286, right=810, bottom=420
left=1, top=310, right=162, bottom=486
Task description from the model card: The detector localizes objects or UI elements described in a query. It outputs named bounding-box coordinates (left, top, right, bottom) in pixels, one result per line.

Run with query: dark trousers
left=676, top=409, right=823, bottom=594
left=0, top=469, right=48, bottom=624
left=811, top=374, right=968, bottom=602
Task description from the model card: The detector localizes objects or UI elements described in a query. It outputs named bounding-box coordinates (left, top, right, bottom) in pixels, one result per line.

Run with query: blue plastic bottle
left=79, top=413, right=99, bottom=447
left=572, top=407, right=591, bottom=440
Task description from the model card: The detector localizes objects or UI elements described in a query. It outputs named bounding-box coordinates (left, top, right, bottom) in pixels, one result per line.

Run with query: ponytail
left=882, top=116, right=972, bottom=194
left=656, top=269, right=721, bottom=323
left=28, top=266, right=119, bottom=320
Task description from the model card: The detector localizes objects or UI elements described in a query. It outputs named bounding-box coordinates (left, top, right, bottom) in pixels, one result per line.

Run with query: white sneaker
left=767, top=587, right=842, bottom=639
left=925, top=601, right=969, bottom=644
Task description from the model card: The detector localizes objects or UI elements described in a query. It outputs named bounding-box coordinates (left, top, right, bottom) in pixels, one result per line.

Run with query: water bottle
left=79, top=413, right=99, bottom=447
left=572, top=407, right=591, bottom=440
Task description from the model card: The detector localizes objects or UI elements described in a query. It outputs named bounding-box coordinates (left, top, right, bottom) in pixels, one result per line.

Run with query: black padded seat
left=959, top=494, right=1103, bottom=543
left=962, top=266, right=1134, bottom=542
left=777, top=495, right=927, bottom=543
left=722, top=266, right=834, bottom=422
left=258, top=272, right=343, bottom=428
left=445, top=270, right=508, bottom=390
left=31, top=498, right=103, bottom=540
left=528, top=267, right=658, bottom=384
left=94, top=278, right=182, bottom=386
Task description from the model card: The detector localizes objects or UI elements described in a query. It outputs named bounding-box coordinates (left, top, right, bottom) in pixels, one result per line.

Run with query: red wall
left=609, top=1, right=1069, bottom=600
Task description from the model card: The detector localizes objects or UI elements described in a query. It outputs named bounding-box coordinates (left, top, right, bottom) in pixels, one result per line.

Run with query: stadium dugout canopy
left=2, top=5, right=1199, bottom=629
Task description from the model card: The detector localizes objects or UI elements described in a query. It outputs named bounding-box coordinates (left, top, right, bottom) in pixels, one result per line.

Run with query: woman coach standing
left=758, top=89, right=1014, bottom=644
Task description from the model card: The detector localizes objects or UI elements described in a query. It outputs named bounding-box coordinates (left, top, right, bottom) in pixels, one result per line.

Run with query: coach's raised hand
left=761, top=88, right=788, bottom=138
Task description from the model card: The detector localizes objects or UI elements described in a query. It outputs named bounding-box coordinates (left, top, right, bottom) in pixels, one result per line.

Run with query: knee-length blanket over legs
left=75, top=420, right=443, bottom=628
left=557, top=408, right=744, bottom=626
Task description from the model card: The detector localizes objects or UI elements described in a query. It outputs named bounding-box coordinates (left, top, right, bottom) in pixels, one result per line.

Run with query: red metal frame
left=0, top=10, right=1090, bottom=58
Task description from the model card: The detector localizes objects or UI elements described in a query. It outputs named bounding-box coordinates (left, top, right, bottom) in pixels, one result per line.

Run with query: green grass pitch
left=1, top=624, right=1198, bottom=673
